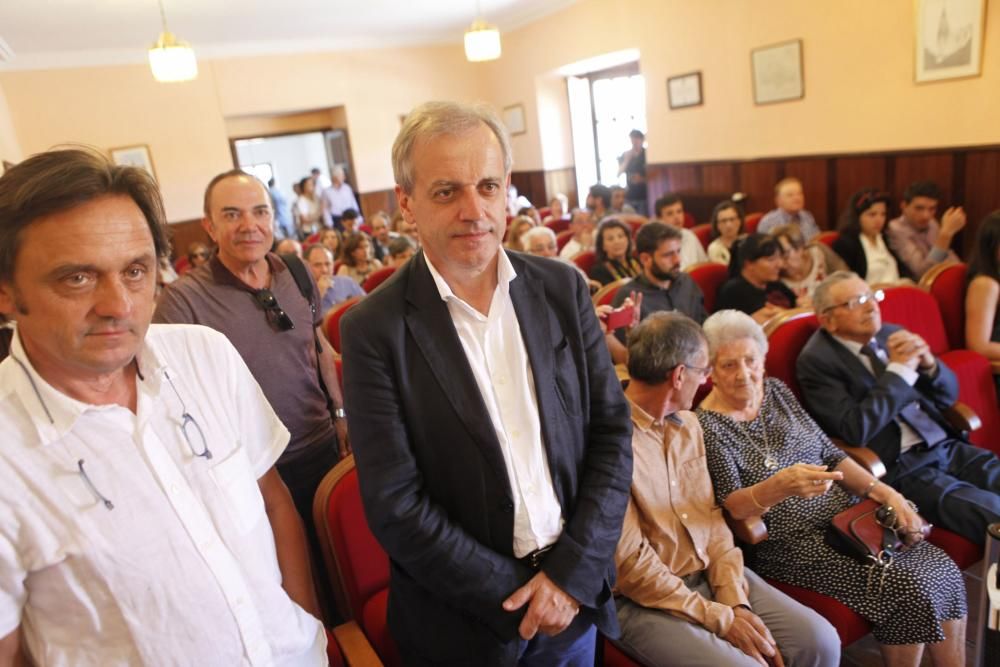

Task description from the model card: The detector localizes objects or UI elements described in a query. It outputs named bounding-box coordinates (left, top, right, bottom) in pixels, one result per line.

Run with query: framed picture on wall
left=109, top=144, right=156, bottom=180
left=502, top=104, right=527, bottom=136
left=915, top=0, right=986, bottom=82
left=751, top=39, right=804, bottom=105
left=667, top=72, right=703, bottom=109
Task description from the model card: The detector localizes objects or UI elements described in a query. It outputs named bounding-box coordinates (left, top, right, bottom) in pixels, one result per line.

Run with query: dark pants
left=893, top=438, right=1000, bottom=545
left=277, top=434, right=342, bottom=624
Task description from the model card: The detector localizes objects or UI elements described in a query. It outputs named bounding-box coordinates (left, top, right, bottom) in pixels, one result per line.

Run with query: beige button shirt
left=615, top=400, right=749, bottom=636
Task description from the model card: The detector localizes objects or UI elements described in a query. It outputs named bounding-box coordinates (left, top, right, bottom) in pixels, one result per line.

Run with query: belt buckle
left=525, top=545, right=552, bottom=570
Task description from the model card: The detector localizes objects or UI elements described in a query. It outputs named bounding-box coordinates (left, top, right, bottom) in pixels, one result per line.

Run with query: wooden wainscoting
left=166, top=218, right=211, bottom=260
left=358, top=188, right=398, bottom=218
left=510, top=166, right=578, bottom=212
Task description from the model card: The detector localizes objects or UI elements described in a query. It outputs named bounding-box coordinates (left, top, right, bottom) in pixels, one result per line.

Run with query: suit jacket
left=796, top=325, right=959, bottom=481
left=340, top=250, right=633, bottom=664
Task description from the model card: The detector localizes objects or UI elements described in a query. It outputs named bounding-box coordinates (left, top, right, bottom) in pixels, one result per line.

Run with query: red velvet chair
left=592, top=278, right=632, bottom=307
left=744, top=212, right=764, bottom=235
left=815, top=231, right=839, bottom=248
left=691, top=223, right=712, bottom=251
left=572, top=250, right=597, bottom=276
left=537, top=207, right=551, bottom=219
left=919, top=262, right=968, bottom=350
left=334, top=357, right=344, bottom=395
left=323, top=296, right=363, bottom=354
left=305, top=232, right=321, bottom=245
left=685, top=262, right=729, bottom=313
left=555, top=229, right=575, bottom=253
left=544, top=218, right=570, bottom=234
left=683, top=211, right=696, bottom=228
left=173, top=255, right=191, bottom=275
left=362, top=267, right=396, bottom=293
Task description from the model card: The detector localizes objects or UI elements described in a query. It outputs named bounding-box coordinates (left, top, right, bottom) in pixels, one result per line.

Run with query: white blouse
left=860, top=233, right=900, bottom=284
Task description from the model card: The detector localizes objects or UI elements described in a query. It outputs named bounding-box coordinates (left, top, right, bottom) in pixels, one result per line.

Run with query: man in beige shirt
left=614, top=312, right=839, bottom=667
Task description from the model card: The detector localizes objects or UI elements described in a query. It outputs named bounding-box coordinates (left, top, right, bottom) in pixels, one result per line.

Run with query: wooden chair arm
left=724, top=509, right=768, bottom=545
left=943, top=402, right=981, bottom=433
left=831, top=438, right=887, bottom=479
left=332, top=620, right=383, bottom=667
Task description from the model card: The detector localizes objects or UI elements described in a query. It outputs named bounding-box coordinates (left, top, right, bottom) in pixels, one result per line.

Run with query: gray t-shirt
left=153, top=253, right=335, bottom=458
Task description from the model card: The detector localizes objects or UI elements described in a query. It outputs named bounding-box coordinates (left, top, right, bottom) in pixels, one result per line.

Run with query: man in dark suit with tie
left=797, top=271, right=1000, bottom=545
left=340, top=101, right=633, bottom=666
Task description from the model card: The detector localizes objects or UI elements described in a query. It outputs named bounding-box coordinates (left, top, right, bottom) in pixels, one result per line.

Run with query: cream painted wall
left=483, top=0, right=1000, bottom=170
left=0, top=82, right=23, bottom=164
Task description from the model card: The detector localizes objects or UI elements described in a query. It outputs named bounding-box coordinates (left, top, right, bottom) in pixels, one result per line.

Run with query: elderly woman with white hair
left=695, top=309, right=968, bottom=666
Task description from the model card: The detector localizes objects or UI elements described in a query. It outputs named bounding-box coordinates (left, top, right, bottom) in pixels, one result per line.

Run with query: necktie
left=860, top=341, right=948, bottom=447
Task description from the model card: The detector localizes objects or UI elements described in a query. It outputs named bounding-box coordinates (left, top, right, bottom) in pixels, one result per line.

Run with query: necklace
left=734, top=412, right=780, bottom=471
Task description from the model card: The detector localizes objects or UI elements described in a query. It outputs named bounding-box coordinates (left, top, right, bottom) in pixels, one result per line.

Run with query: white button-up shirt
left=0, top=324, right=325, bottom=666
left=425, top=251, right=564, bottom=558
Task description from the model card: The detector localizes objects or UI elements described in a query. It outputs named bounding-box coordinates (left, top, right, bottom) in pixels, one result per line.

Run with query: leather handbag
left=825, top=499, right=914, bottom=564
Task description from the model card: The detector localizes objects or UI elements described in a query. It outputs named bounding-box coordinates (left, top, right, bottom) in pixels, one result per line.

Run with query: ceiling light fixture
left=464, top=1, right=501, bottom=63
left=148, top=0, right=197, bottom=82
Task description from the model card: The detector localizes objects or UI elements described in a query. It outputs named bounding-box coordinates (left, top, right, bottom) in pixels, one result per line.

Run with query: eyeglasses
left=253, top=289, right=295, bottom=331
left=164, top=370, right=213, bottom=460
left=677, top=362, right=711, bottom=378
left=823, top=289, right=885, bottom=314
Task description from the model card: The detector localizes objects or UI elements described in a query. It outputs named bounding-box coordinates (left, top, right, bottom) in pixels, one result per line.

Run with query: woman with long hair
left=589, top=218, right=641, bottom=285
left=336, top=232, right=383, bottom=285
left=833, top=189, right=909, bottom=285
left=707, top=200, right=745, bottom=265
left=965, top=211, right=1000, bottom=399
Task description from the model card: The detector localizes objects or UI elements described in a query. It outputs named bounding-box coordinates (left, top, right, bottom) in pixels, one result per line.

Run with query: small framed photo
left=915, top=0, right=985, bottom=82
left=751, top=39, right=804, bottom=105
left=502, top=104, right=526, bottom=136
left=667, top=72, right=703, bottom=109
left=109, top=144, right=156, bottom=180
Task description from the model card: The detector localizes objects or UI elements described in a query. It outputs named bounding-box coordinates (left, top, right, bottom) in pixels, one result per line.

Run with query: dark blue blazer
left=796, top=325, right=960, bottom=481
left=340, top=250, right=633, bottom=665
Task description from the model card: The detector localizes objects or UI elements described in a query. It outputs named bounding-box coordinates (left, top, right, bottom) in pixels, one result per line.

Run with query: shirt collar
left=831, top=333, right=867, bottom=357
left=423, top=248, right=517, bottom=306
left=209, top=252, right=286, bottom=292
left=4, top=327, right=167, bottom=446
left=627, top=395, right=666, bottom=432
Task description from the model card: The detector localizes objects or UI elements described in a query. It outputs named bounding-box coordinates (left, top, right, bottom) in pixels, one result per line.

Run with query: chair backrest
left=683, top=211, right=696, bottom=228
left=685, top=262, right=729, bottom=313
left=691, top=223, right=712, bottom=250
left=572, top=250, right=597, bottom=275
left=763, top=309, right=820, bottom=400
left=878, top=285, right=950, bottom=355
left=362, top=267, right=396, bottom=294
left=324, top=296, right=363, bottom=354
left=537, top=207, right=551, bottom=219
left=919, top=262, right=968, bottom=350
left=744, top=212, right=764, bottom=234
left=555, top=229, right=575, bottom=252
left=592, top=277, right=632, bottom=307
left=305, top=232, right=321, bottom=245
left=544, top=218, right=570, bottom=234
left=313, top=456, right=391, bottom=624
left=174, top=255, right=191, bottom=275
left=815, top=231, right=840, bottom=248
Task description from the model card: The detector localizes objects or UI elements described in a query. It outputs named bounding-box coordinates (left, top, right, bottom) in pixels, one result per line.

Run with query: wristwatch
left=333, top=408, right=347, bottom=420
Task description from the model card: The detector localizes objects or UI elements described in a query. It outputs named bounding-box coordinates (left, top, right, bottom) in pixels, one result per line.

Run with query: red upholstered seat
left=555, top=229, right=575, bottom=252
left=815, top=231, right=839, bottom=248
left=920, top=262, right=968, bottom=350
left=763, top=309, right=820, bottom=400
left=744, top=212, right=764, bottom=234
left=362, top=267, right=396, bottom=293
left=544, top=218, right=570, bottom=234
left=691, top=223, right=712, bottom=251
left=592, top=278, right=632, bottom=307
left=359, top=224, right=373, bottom=235
left=334, top=357, right=344, bottom=395
left=683, top=211, right=696, bottom=228
left=323, top=296, right=362, bottom=354
left=927, top=526, right=982, bottom=570
left=686, top=262, right=729, bottom=314
left=306, top=232, right=321, bottom=244
left=625, top=218, right=645, bottom=238
left=174, top=255, right=191, bottom=275
left=878, top=285, right=950, bottom=354
left=604, top=639, right=644, bottom=666
left=572, top=250, right=597, bottom=276
left=766, top=580, right=871, bottom=646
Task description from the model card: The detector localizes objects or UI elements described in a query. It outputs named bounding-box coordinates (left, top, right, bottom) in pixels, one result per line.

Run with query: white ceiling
left=0, top=0, right=578, bottom=70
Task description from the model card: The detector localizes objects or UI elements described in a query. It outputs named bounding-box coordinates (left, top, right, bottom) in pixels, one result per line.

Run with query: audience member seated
left=391, top=208, right=420, bottom=249
left=886, top=180, right=965, bottom=279
left=590, top=218, right=641, bottom=285
left=542, top=193, right=570, bottom=224
left=655, top=194, right=708, bottom=269
left=716, top=234, right=798, bottom=323
left=187, top=241, right=212, bottom=269
left=611, top=222, right=707, bottom=346
left=770, top=223, right=845, bottom=305
left=587, top=183, right=613, bottom=223
left=798, top=271, right=1000, bottom=545
left=965, top=211, right=1000, bottom=397
left=524, top=226, right=599, bottom=289
left=340, top=208, right=361, bottom=237
left=518, top=205, right=542, bottom=226
left=833, top=189, right=909, bottom=285
left=318, top=228, right=343, bottom=260
left=696, top=309, right=968, bottom=666
left=385, top=236, right=416, bottom=269
left=293, top=176, right=323, bottom=237
left=559, top=208, right=596, bottom=259
left=707, top=200, right=744, bottom=266
left=757, top=177, right=820, bottom=241
left=505, top=214, right=536, bottom=251
left=368, top=211, right=395, bottom=262
left=276, top=238, right=303, bottom=258
left=336, top=233, right=383, bottom=285
left=305, top=244, right=365, bottom=316
left=610, top=185, right=636, bottom=215
left=320, top=165, right=360, bottom=230
left=615, top=312, right=840, bottom=667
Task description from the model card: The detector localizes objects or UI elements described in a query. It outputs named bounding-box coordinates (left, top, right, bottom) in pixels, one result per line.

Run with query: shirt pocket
left=209, top=448, right=267, bottom=535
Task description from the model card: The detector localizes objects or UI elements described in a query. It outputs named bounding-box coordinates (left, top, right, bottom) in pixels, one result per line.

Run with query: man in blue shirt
left=269, top=178, right=296, bottom=240
left=305, top=244, right=364, bottom=315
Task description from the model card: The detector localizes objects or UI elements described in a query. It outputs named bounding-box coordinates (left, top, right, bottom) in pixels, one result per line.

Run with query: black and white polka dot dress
left=696, top=378, right=966, bottom=645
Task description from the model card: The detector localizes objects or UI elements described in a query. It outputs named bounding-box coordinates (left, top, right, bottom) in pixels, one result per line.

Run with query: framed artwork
left=667, top=71, right=703, bottom=109
left=109, top=144, right=156, bottom=180
left=502, top=104, right=526, bottom=136
left=751, top=39, right=804, bottom=105
left=915, top=0, right=986, bottom=82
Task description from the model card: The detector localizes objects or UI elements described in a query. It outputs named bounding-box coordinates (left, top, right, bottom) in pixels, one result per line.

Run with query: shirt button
left=681, top=513, right=688, bottom=520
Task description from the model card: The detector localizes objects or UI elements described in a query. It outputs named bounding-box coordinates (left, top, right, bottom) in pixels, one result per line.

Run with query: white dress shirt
left=859, top=233, right=901, bottom=285
left=425, top=251, right=564, bottom=557
left=320, top=183, right=360, bottom=227
left=0, top=325, right=325, bottom=666
left=679, top=227, right=709, bottom=269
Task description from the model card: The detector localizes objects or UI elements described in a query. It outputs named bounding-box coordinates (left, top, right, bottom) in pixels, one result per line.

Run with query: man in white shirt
left=320, top=166, right=360, bottom=230
left=341, top=101, right=632, bottom=666
left=0, top=148, right=325, bottom=666
left=558, top=208, right=595, bottom=260
left=654, top=194, right=708, bottom=269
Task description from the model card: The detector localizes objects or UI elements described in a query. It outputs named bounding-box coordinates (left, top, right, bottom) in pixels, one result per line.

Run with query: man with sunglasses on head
left=797, top=271, right=1000, bottom=545
left=154, top=170, right=349, bottom=555
left=0, top=149, right=325, bottom=665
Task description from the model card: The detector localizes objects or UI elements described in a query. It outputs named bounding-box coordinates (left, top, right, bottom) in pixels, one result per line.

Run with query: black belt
left=520, top=545, right=554, bottom=570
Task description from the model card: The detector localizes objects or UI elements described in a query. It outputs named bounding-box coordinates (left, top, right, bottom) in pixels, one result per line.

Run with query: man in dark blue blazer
left=797, top=271, right=1000, bottom=545
left=340, top=101, right=633, bottom=666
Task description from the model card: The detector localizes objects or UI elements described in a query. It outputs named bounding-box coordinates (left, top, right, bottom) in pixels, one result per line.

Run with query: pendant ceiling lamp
left=464, top=1, right=501, bottom=62
left=148, top=0, right=198, bottom=82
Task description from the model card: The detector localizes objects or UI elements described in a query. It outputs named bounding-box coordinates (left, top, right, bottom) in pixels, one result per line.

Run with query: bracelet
left=748, top=485, right=769, bottom=511
left=861, top=479, right=878, bottom=499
